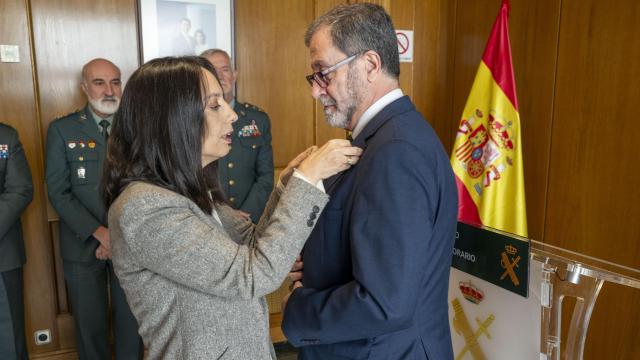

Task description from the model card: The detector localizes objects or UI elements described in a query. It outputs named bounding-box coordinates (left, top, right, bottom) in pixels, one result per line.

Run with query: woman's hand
left=288, top=255, right=304, bottom=283
left=279, top=145, right=318, bottom=186
left=297, top=139, right=363, bottom=184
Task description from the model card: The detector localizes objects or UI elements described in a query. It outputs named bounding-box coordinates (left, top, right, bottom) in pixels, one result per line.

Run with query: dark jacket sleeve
left=0, top=127, right=33, bottom=240
left=45, top=121, right=101, bottom=241
left=239, top=113, right=274, bottom=223
left=282, top=141, right=438, bottom=345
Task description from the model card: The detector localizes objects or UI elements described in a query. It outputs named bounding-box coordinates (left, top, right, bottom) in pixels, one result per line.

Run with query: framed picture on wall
left=138, top=0, right=234, bottom=63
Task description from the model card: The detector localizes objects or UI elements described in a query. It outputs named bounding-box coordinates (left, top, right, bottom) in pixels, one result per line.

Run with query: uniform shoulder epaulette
left=242, top=102, right=264, bottom=113
left=54, top=108, right=82, bottom=121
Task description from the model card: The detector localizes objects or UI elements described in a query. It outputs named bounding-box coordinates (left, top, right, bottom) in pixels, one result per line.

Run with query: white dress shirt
left=351, top=88, right=404, bottom=139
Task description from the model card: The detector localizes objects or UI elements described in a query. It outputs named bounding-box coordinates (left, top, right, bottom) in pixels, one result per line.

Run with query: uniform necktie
left=99, top=120, right=110, bottom=141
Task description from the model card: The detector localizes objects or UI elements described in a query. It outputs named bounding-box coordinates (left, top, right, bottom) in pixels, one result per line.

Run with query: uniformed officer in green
left=0, top=123, right=33, bottom=360
left=45, top=59, right=142, bottom=360
left=201, top=49, right=274, bottom=223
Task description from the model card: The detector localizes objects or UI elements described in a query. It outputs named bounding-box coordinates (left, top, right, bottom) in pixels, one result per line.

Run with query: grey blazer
left=109, top=176, right=329, bottom=359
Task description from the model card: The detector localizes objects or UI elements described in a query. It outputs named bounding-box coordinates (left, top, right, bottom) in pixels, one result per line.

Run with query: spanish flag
left=450, top=0, right=527, bottom=237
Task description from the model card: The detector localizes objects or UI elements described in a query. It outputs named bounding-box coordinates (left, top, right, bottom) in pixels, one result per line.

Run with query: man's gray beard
left=321, top=67, right=361, bottom=129
left=322, top=103, right=351, bottom=129
left=89, top=97, right=120, bottom=116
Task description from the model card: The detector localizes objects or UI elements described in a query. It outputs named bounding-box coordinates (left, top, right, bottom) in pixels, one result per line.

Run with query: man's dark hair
left=305, top=3, right=400, bottom=78
left=102, top=56, right=226, bottom=214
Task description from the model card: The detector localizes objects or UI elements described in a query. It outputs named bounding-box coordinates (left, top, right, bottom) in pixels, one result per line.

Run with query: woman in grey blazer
left=101, top=57, right=361, bottom=359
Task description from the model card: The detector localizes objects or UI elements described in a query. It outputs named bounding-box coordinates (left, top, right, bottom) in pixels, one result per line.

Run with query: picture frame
left=138, top=0, right=234, bottom=63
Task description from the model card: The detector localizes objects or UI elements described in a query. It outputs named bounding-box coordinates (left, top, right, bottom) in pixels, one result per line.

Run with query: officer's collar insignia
left=0, top=144, right=9, bottom=159
left=238, top=120, right=262, bottom=137
left=242, top=102, right=263, bottom=112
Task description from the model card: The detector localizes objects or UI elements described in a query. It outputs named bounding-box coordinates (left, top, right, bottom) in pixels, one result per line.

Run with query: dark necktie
left=99, top=119, right=110, bottom=141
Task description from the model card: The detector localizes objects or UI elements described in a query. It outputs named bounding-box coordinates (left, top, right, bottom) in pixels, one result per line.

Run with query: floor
left=274, top=342, right=298, bottom=360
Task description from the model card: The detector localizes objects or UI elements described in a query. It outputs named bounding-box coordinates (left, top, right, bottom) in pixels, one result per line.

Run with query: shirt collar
left=351, top=88, right=403, bottom=139
left=88, top=105, right=114, bottom=127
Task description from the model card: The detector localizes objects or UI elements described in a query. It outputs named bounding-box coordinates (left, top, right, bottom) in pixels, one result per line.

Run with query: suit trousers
left=63, top=259, right=143, bottom=360
left=0, top=267, right=28, bottom=360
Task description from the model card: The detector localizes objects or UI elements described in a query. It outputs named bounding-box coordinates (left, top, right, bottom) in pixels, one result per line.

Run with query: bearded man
left=281, top=4, right=458, bottom=359
left=45, top=58, right=143, bottom=360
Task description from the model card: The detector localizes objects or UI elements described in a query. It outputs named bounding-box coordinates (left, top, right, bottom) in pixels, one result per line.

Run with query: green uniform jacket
left=217, top=101, right=274, bottom=223
left=46, top=106, right=106, bottom=262
left=0, top=124, right=33, bottom=272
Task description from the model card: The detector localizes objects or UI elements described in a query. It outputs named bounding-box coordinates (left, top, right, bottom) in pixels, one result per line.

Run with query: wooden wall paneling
left=31, top=0, right=140, bottom=143
left=544, top=0, right=640, bottom=358
left=235, top=0, right=316, bottom=169
left=544, top=0, right=640, bottom=270
left=412, top=0, right=457, bottom=152
left=0, top=0, right=59, bottom=356
left=350, top=0, right=390, bottom=10
left=28, top=0, right=139, bottom=355
left=314, top=0, right=349, bottom=147
left=505, top=0, right=561, bottom=241
left=389, top=0, right=414, bottom=100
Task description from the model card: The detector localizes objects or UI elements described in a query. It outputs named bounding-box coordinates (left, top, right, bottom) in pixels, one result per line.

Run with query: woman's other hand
left=279, top=145, right=318, bottom=186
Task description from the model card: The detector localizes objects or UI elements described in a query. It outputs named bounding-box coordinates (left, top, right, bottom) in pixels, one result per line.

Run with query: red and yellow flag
left=450, top=0, right=527, bottom=237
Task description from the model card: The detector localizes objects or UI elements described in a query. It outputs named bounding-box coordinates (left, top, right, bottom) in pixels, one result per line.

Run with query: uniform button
left=228, top=162, right=234, bottom=168
left=309, top=212, right=316, bottom=220
left=312, top=206, right=320, bottom=213
left=252, top=144, right=257, bottom=149
left=229, top=180, right=235, bottom=186
left=78, top=156, right=84, bottom=161
left=229, top=197, right=235, bottom=203
left=307, top=220, right=314, bottom=227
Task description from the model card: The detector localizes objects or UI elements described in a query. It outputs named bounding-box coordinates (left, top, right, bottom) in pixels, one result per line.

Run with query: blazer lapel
left=323, top=97, right=415, bottom=194
left=323, top=171, right=349, bottom=194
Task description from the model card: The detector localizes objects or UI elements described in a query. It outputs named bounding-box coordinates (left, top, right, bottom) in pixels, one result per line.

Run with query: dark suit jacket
left=0, top=124, right=33, bottom=272
left=218, top=101, right=274, bottom=223
left=45, top=105, right=107, bottom=262
left=282, top=96, right=458, bottom=360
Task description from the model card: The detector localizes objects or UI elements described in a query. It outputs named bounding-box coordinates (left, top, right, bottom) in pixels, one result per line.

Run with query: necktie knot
left=99, top=120, right=110, bottom=140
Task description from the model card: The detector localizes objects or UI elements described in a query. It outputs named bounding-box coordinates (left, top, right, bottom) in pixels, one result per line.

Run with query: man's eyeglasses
left=305, top=53, right=359, bottom=88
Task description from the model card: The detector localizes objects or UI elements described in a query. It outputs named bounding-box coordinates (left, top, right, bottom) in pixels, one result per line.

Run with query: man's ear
left=80, top=81, right=88, bottom=95
left=362, top=50, right=382, bottom=82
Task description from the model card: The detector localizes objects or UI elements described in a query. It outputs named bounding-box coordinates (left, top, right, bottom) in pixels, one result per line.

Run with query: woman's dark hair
left=102, top=56, right=227, bottom=214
